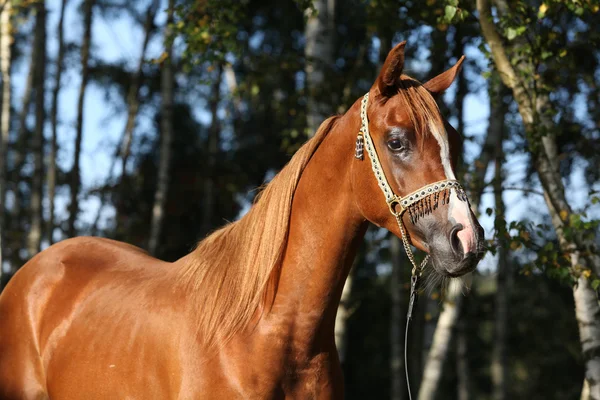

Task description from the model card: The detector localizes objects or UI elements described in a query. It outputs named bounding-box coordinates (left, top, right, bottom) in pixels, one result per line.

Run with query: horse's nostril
left=450, top=223, right=464, bottom=258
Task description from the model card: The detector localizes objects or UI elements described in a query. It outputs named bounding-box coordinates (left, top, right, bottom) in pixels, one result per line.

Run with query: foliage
left=172, top=0, right=249, bottom=65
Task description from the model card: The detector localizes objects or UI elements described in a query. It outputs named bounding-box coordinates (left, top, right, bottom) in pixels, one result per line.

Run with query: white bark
left=224, top=64, right=242, bottom=118
left=0, top=0, right=11, bottom=281
left=456, top=313, right=470, bottom=400
left=334, top=267, right=353, bottom=364
left=418, top=286, right=462, bottom=400
left=304, top=0, right=335, bottom=133
left=148, top=0, right=174, bottom=255
left=574, top=275, right=600, bottom=400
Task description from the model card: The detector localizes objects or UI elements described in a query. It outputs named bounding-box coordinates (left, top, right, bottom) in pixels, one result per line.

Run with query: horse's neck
left=262, top=106, right=368, bottom=349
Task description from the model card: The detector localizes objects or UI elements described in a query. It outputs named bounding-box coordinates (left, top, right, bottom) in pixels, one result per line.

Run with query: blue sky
left=10, top=0, right=597, bottom=271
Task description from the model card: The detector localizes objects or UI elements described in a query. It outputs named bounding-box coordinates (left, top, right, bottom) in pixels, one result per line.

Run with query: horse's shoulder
left=36, top=236, right=164, bottom=271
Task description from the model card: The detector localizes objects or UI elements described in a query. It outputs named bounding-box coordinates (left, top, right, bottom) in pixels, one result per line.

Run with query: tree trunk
left=477, top=0, right=600, bottom=397
left=335, top=262, right=354, bottom=365
left=14, top=52, right=34, bottom=171
left=27, top=1, right=46, bottom=257
left=0, top=0, right=12, bottom=286
left=418, top=289, right=462, bottom=400
left=490, top=76, right=509, bottom=400
left=118, top=0, right=158, bottom=180
left=390, top=236, right=406, bottom=400
left=67, top=0, right=94, bottom=238
left=201, top=65, right=222, bottom=236
left=304, top=0, right=335, bottom=134
left=148, top=0, right=174, bottom=255
left=47, top=0, right=68, bottom=245
left=456, top=305, right=470, bottom=400
left=9, top=32, right=35, bottom=248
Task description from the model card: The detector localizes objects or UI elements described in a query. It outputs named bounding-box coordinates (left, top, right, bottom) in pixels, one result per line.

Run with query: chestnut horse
left=0, top=42, right=484, bottom=399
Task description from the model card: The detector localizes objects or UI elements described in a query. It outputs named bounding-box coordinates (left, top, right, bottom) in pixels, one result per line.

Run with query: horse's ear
left=376, top=41, right=407, bottom=97
left=423, top=56, right=465, bottom=94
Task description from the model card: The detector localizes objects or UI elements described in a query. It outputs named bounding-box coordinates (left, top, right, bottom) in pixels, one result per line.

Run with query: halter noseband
left=355, top=92, right=469, bottom=400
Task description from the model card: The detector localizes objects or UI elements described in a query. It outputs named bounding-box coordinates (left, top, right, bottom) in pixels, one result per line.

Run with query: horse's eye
left=387, top=138, right=404, bottom=151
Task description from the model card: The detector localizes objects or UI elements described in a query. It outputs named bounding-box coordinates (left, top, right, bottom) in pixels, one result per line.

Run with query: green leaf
left=592, top=280, right=600, bottom=291
left=486, top=207, right=493, bottom=216
left=506, top=26, right=526, bottom=41
left=444, top=5, right=457, bottom=21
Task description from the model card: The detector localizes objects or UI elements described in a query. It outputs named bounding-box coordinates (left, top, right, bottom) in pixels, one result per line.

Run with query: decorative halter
left=355, top=92, right=468, bottom=276
left=355, top=92, right=468, bottom=400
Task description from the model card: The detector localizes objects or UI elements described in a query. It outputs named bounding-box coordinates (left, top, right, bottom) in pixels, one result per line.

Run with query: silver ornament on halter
left=355, top=132, right=364, bottom=160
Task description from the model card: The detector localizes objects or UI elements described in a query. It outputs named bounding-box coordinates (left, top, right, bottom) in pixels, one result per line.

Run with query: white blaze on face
left=430, top=122, right=477, bottom=255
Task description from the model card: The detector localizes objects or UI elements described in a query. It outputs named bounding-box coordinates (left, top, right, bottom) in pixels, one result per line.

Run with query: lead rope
left=356, top=92, right=467, bottom=400
left=398, top=217, right=427, bottom=400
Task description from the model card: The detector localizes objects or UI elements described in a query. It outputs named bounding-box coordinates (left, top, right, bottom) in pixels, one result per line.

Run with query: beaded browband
left=354, top=92, right=468, bottom=275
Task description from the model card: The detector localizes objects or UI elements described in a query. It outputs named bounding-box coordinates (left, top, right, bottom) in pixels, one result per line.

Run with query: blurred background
left=0, top=0, right=599, bottom=398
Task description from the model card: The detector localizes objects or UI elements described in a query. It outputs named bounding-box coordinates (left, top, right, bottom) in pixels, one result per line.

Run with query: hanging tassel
left=355, top=133, right=364, bottom=160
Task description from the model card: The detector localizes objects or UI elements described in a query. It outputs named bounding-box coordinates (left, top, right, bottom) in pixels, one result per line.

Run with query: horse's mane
left=177, top=116, right=340, bottom=347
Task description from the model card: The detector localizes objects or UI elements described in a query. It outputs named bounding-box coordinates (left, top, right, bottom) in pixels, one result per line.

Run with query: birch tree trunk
left=418, top=288, right=463, bottom=400
left=47, top=0, right=68, bottom=245
left=27, top=0, right=46, bottom=257
left=67, top=0, right=94, bottom=238
left=0, top=0, right=12, bottom=283
left=390, top=236, right=406, bottom=400
left=456, top=309, right=470, bottom=400
left=334, top=262, right=353, bottom=365
left=304, top=0, right=335, bottom=134
left=148, top=0, right=174, bottom=255
left=477, top=0, right=600, bottom=397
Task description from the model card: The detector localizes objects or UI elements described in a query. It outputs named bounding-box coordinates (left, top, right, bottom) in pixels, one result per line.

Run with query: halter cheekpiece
left=355, top=92, right=470, bottom=400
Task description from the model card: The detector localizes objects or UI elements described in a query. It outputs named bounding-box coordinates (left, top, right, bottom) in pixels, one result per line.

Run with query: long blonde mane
left=177, top=116, right=339, bottom=347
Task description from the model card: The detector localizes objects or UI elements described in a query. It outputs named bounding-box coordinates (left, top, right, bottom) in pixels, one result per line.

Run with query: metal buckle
left=387, top=197, right=404, bottom=216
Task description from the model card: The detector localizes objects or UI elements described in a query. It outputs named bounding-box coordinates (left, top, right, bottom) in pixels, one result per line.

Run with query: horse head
left=352, top=41, right=485, bottom=278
